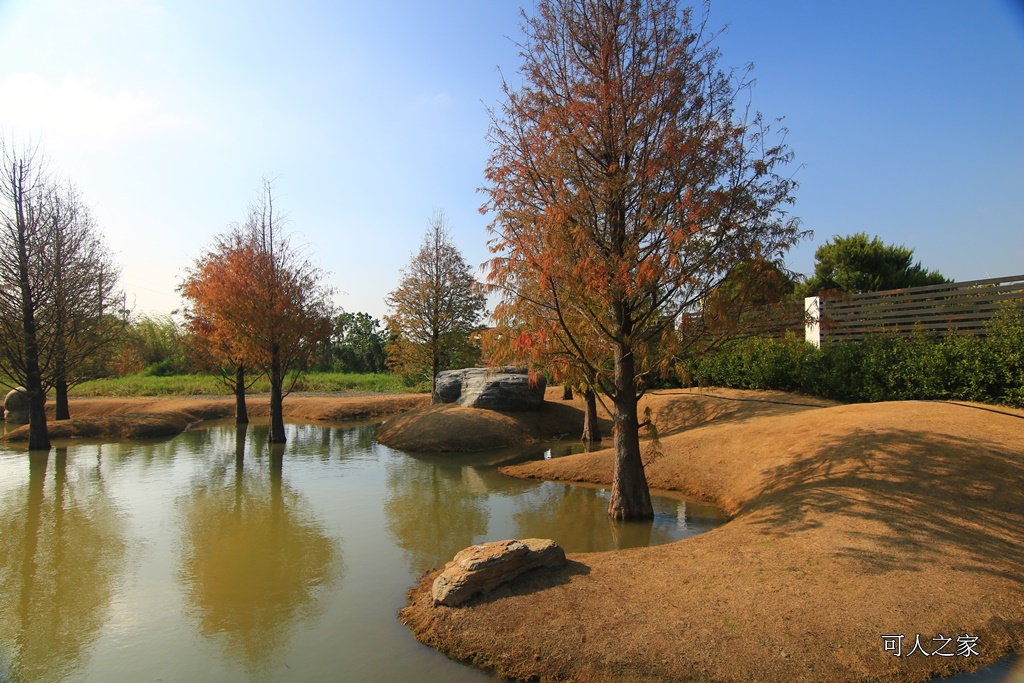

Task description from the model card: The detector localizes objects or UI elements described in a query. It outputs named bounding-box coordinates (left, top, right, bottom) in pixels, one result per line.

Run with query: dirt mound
left=374, top=396, right=601, bottom=452
left=400, top=394, right=1024, bottom=682
left=373, top=386, right=834, bottom=454
left=15, top=412, right=197, bottom=440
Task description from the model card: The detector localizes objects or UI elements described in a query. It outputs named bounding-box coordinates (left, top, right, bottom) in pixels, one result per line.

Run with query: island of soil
left=396, top=387, right=1024, bottom=683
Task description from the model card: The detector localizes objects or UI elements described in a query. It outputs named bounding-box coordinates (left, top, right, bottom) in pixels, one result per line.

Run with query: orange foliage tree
left=484, top=0, right=803, bottom=519
left=180, top=182, right=333, bottom=441
left=484, top=278, right=607, bottom=445
left=180, top=231, right=265, bottom=425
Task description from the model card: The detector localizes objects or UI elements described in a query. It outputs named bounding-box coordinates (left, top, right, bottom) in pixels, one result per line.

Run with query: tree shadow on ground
left=650, top=391, right=831, bottom=437
left=743, top=425, right=1024, bottom=582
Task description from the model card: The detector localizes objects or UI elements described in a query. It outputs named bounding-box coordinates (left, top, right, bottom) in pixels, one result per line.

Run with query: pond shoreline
left=399, top=391, right=1024, bottom=683
left=1, top=392, right=430, bottom=442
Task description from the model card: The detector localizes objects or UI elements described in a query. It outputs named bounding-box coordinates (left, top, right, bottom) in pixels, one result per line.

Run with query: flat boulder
left=431, top=538, right=566, bottom=607
left=433, top=367, right=546, bottom=412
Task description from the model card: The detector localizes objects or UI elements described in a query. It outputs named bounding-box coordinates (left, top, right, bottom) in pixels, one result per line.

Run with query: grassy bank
left=70, top=372, right=423, bottom=397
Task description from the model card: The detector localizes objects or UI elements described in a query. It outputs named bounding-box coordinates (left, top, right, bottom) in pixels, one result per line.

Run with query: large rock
left=4, top=386, right=29, bottom=424
left=433, top=369, right=465, bottom=404
left=432, top=367, right=546, bottom=411
left=431, top=538, right=566, bottom=607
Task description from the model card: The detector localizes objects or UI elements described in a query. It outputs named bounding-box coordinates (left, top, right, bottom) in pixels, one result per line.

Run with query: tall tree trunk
left=430, top=333, right=440, bottom=398
left=26, top=382, right=49, bottom=451
left=607, top=342, right=653, bottom=520
left=562, top=384, right=573, bottom=400
left=582, top=387, right=601, bottom=444
left=17, top=222, right=49, bottom=451
left=268, top=345, right=286, bottom=443
left=54, top=377, right=70, bottom=420
left=233, top=364, right=249, bottom=425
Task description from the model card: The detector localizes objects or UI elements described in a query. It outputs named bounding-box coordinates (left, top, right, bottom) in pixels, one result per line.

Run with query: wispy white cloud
left=0, top=72, right=195, bottom=145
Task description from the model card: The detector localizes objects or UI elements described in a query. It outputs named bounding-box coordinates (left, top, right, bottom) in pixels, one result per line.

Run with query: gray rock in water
left=431, top=538, right=566, bottom=607
left=4, top=387, right=29, bottom=424
left=432, top=367, right=546, bottom=412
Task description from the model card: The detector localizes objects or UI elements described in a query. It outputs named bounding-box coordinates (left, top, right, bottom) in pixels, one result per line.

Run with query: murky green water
left=0, top=419, right=726, bottom=683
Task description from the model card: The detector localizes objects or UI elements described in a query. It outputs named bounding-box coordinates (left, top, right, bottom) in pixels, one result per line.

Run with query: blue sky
left=0, top=0, right=1021, bottom=321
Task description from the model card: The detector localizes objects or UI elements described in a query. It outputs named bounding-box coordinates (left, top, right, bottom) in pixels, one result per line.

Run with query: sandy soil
left=376, top=386, right=834, bottom=453
left=400, top=389, right=1024, bottom=682
left=1, top=392, right=429, bottom=442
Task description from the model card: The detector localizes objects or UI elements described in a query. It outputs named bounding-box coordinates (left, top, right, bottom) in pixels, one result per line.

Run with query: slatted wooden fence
left=812, top=274, right=1024, bottom=342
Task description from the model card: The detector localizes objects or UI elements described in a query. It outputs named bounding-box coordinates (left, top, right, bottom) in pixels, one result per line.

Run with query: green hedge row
left=686, top=307, right=1024, bottom=407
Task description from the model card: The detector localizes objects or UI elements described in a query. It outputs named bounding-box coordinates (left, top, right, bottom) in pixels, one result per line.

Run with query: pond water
left=0, top=419, right=727, bottom=683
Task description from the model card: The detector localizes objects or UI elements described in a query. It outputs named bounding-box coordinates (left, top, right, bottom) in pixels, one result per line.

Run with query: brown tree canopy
left=180, top=181, right=333, bottom=442
left=483, top=0, right=803, bottom=518
left=40, top=181, right=124, bottom=420
left=385, top=210, right=486, bottom=395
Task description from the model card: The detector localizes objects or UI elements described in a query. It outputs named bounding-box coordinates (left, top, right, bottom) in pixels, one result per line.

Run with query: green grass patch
left=70, top=372, right=421, bottom=397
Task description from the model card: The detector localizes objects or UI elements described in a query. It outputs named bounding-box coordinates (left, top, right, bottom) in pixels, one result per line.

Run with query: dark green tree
left=798, top=233, right=948, bottom=296
left=331, top=312, right=388, bottom=374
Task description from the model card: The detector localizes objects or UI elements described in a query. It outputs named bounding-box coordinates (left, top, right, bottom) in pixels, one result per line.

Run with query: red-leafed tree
left=180, top=231, right=265, bottom=425
left=484, top=0, right=802, bottom=519
left=180, top=182, right=333, bottom=442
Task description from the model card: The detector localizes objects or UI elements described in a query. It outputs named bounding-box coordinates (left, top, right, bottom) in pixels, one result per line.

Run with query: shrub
left=684, top=305, right=1024, bottom=408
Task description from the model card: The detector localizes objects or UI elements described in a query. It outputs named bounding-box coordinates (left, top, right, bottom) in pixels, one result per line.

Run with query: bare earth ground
left=374, top=389, right=614, bottom=452
left=1, top=392, right=429, bottom=441
left=399, top=388, right=1024, bottom=683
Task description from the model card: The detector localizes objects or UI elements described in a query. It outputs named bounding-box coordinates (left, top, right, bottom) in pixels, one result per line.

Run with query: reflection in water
left=0, top=424, right=730, bottom=683
left=177, top=426, right=342, bottom=677
left=277, top=421, right=377, bottom=459
left=513, top=483, right=670, bottom=551
left=0, top=449, right=127, bottom=683
left=383, top=442, right=727, bottom=568
left=384, top=458, right=489, bottom=572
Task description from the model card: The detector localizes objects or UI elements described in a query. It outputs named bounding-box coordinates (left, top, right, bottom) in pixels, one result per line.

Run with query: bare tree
left=42, top=181, right=123, bottom=420
left=0, top=136, right=124, bottom=449
left=0, top=137, right=51, bottom=449
left=385, top=210, right=486, bottom=396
